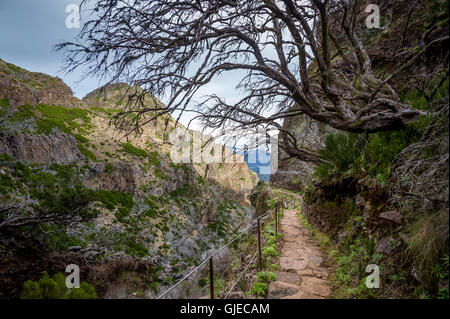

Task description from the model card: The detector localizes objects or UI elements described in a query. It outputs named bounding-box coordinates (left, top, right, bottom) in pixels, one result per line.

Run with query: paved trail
left=268, top=208, right=331, bottom=299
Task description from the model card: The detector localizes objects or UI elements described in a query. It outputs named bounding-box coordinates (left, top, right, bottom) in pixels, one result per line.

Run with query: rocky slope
left=0, top=60, right=258, bottom=298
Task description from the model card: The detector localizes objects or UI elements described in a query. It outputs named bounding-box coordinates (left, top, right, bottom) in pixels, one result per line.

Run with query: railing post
left=209, top=257, right=214, bottom=299
left=257, top=218, right=262, bottom=271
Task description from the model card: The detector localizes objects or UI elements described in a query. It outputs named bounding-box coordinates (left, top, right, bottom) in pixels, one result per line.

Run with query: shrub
left=314, top=133, right=362, bottom=179
left=35, top=104, right=92, bottom=135
left=314, top=124, right=424, bottom=180
left=21, top=271, right=97, bottom=299
left=121, top=142, right=148, bottom=158
left=94, top=189, right=134, bottom=210
left=407, top=211, right=449, bottom=287
left=78, top=143, right=97, bottom=162
left=104, top=163, right=113, bottom=174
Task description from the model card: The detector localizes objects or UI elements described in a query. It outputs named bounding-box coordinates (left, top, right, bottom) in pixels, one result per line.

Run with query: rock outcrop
left=270, top=114, right=334, bottom=190
left=0, top=132, right=82, bottom=165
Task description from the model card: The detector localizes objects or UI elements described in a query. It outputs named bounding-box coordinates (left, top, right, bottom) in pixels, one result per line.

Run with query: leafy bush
left=263, top=245, right=280, bottom=258
left=36, top=182, right=98, bottom=223
left=94, top=189, right=134, bottom=210
left=314, top=124, right=424, bottom=180
left=0, top=159, right=99, bottom=232
left=256, top=271, right=276, bottom=283
left=78, top=143, right=97, bottom=162
left=250, top=282, right=268, bottom=297
left=35, top=104, right=92, bottom=135
left=21, top=271, right=97, bottom=299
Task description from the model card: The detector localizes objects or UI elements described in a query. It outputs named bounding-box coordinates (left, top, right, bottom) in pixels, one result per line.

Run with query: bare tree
left=57, top=0, right=448, bottom=162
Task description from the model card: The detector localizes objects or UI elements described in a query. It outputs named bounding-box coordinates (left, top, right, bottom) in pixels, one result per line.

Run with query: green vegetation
left=303, top=74, right=449, bottom=299
left=120, top=142, right=161, bottom=168
left=314, top=77, right=449, bottom=182
left=407, top=211, right=449, bottom=288
left=1, top=158, right=99, bottom=226
left=90, top=106, right=121, bottom=115
left=0, top=98, right=10, bottom=111
left=201, top=275, right=226, bottom=298
left=104, top=162, right=113, bottom=174
left=262, top=245, right=279, bottom=258
left=21, top=271, right=97, bottom=299
left=94, top=189, right=134, bottom=210
left=298, top=213, right=331, bottom=248
left=256, top=271, right=276, bottom=283
left=245, top=204, right=283, bottom=298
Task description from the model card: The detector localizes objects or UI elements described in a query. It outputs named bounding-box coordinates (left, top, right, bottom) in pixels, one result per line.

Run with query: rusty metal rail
left=156, top=195, right=293, bottom=299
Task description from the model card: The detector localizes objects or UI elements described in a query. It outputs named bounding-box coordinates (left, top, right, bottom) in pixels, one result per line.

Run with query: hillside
left=0, top=59, right=258, bottom=298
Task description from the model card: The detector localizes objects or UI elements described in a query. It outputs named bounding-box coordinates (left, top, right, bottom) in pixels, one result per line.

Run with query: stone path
left=268, top=209, right=331, bottom=299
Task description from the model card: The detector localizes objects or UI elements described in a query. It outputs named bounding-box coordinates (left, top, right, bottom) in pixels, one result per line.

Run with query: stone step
left=281, top=290, right=318, bottom=299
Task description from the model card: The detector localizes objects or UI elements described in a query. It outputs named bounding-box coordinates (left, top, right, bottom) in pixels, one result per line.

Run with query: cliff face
left=0, top=60, right=258, bottom=298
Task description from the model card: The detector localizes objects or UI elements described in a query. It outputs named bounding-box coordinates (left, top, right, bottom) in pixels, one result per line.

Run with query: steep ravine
left=0, top=59, right=258, bottom=299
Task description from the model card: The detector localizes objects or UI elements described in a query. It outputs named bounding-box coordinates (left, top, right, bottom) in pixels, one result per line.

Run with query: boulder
left=0, top=132, right=82, bottom=165
left=363, top=202, right=372, bottom=221
left=276, top=272, right=301, bottom=285
left=375, top=236, right=396, bottom=254
left=379, top=211, right=402, bottom=224
left=308, top=256, right=323, bottom=267
left=268, top=281, right=299, bottom=299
